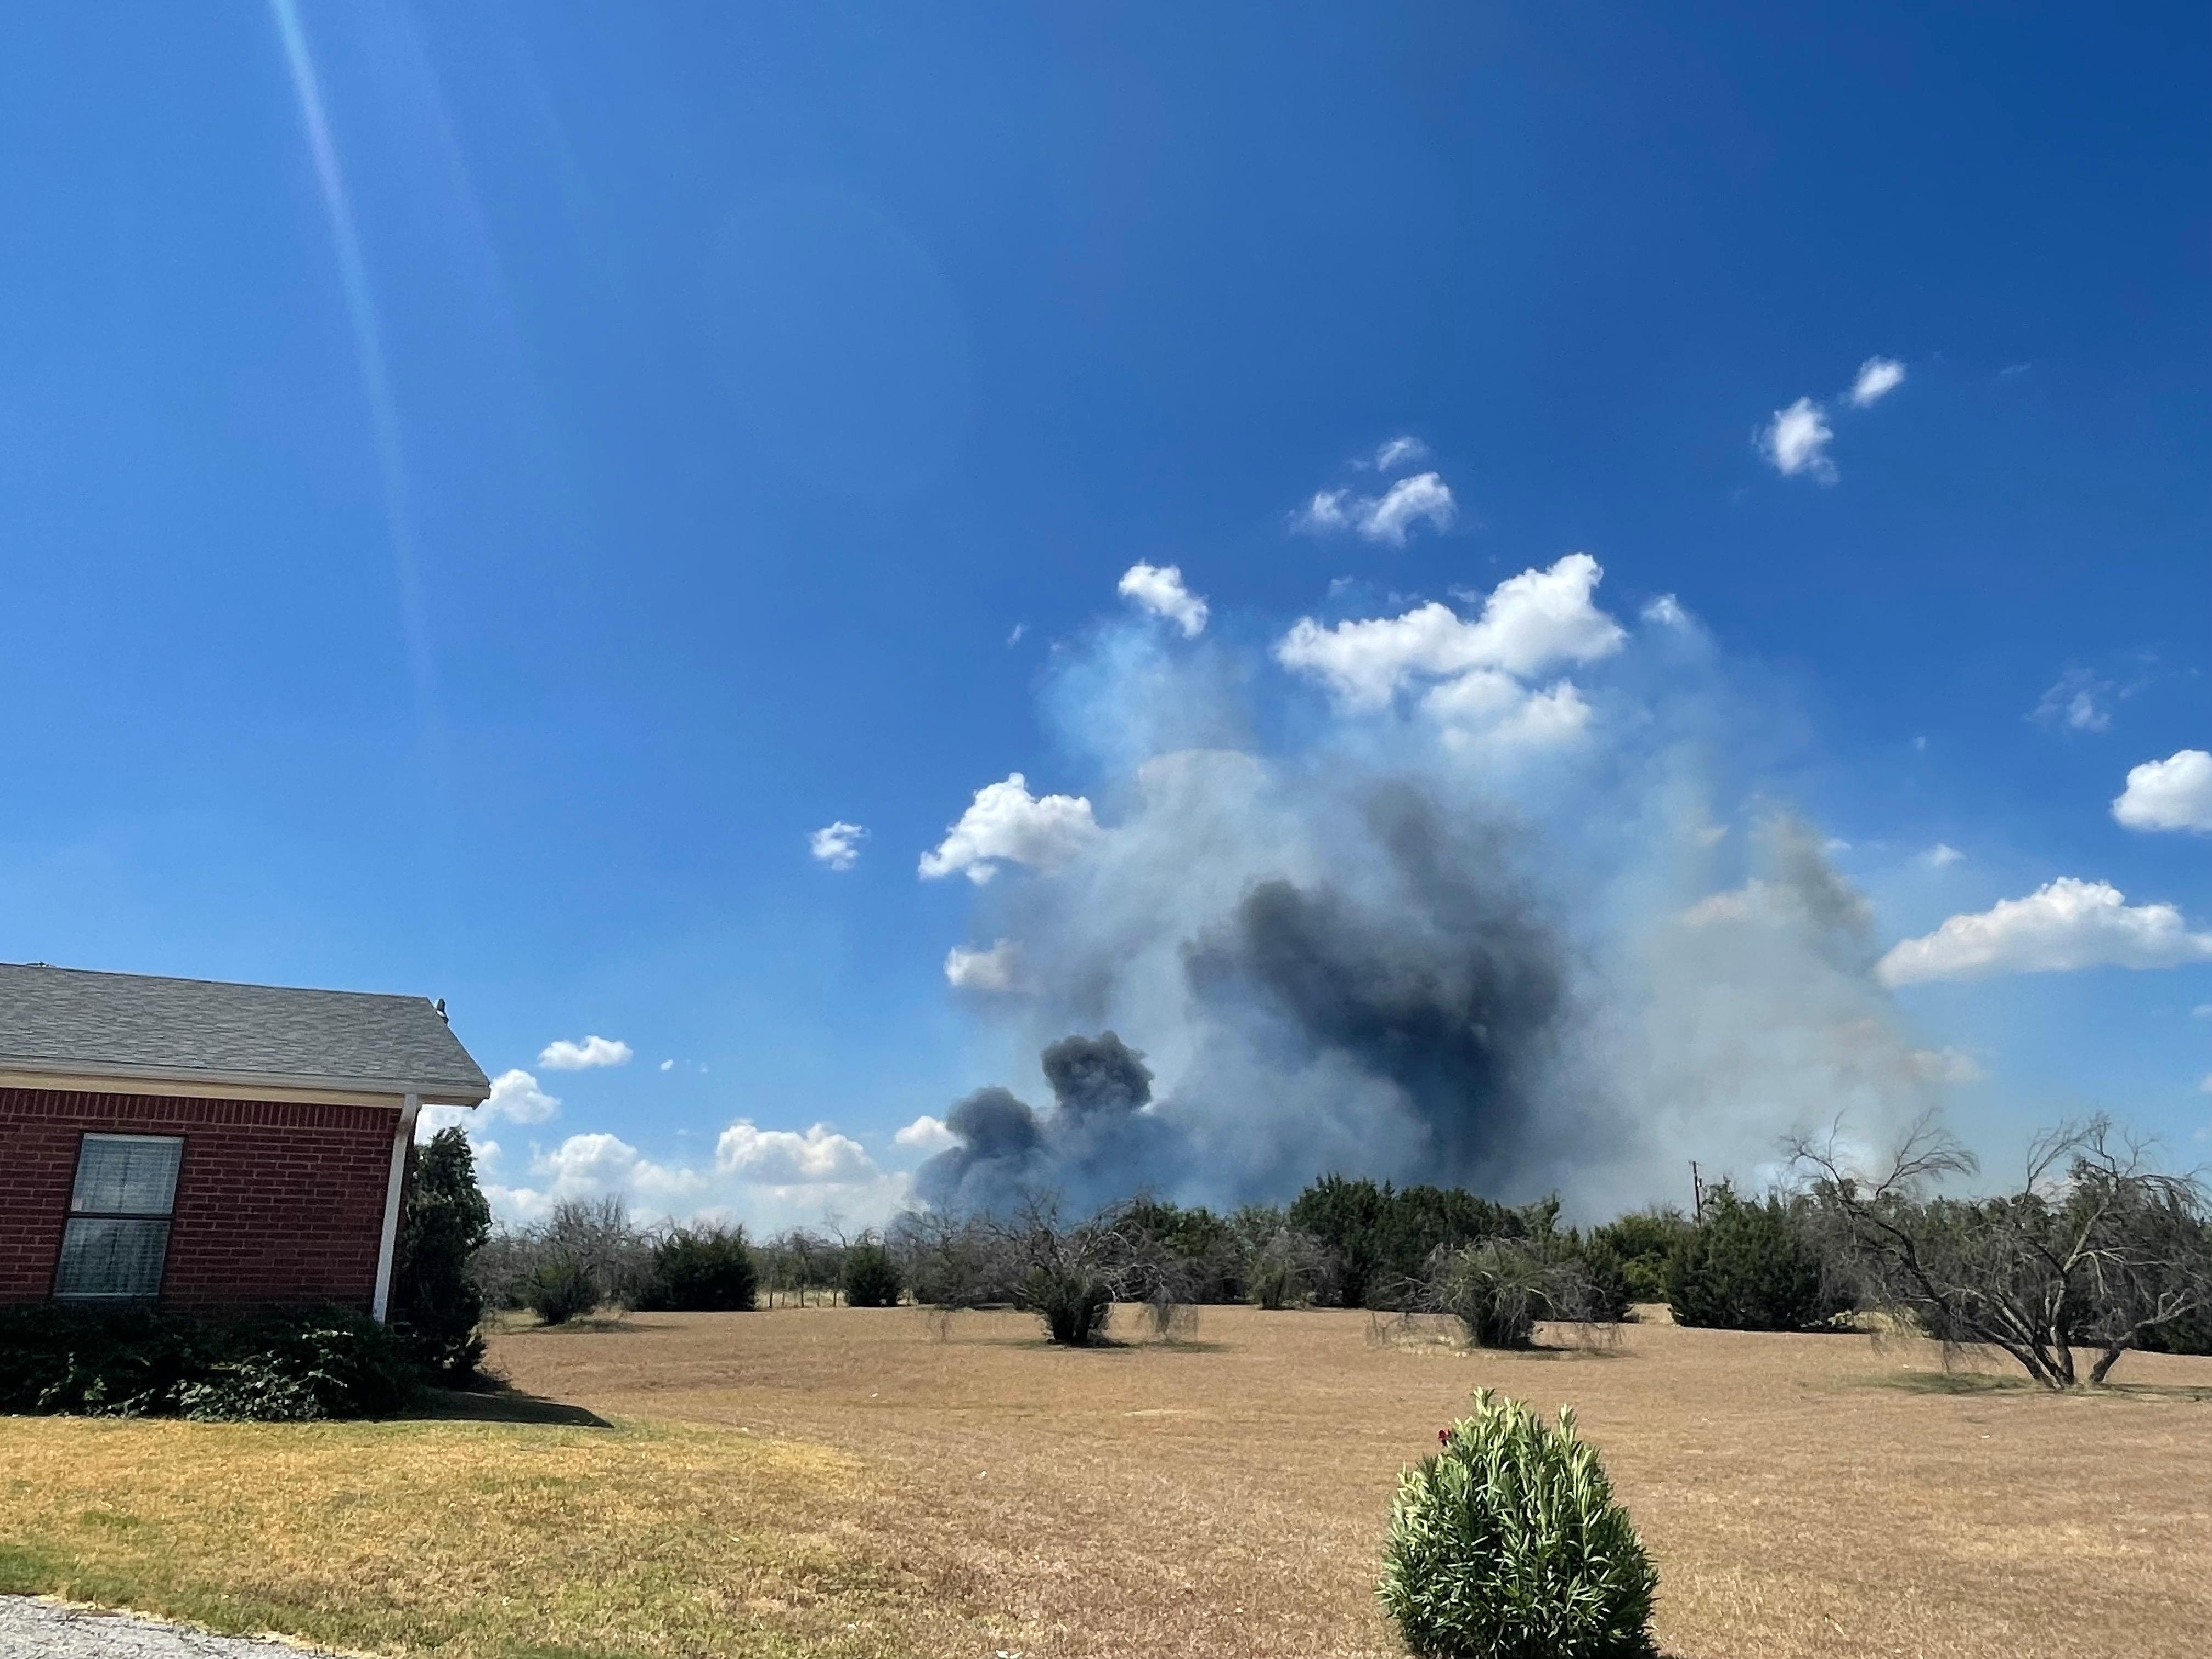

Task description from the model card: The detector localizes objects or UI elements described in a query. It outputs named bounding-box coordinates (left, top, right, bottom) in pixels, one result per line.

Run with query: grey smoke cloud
left=915, top=559, right=1940, bottom=1217
left=918, top=1033, right=1164, bottom=1210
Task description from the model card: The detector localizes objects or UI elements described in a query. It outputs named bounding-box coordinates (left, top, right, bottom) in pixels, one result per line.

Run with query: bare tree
left=991, top=1191, right=1131, bottom=1346
left=1793, top=1113, right=2212, bottom=1388
left=1245, top=1226, right=1330, bottom=1310
left=887, top=1207, right=1023, bottom=1310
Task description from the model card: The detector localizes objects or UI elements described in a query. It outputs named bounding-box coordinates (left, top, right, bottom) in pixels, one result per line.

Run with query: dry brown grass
left=0, top=1406, right=984, bottom=1657
left=4, top=1307, right=2208, bottom=1658
left=489, top=1305, right=2212, bottom=1659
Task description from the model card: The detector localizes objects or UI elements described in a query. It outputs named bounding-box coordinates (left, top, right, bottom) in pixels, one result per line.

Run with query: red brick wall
left=0, top=1085, right=402, bottom=1311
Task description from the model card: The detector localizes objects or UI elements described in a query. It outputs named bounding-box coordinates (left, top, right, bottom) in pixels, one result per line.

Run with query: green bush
left=522, top=1252, right=602, bottom=1325
left=1379, top=1389, right=1657, bottom=1659
left=0, top=1304, right=415, bottom=1421
left=1588, top=1209, right=1693, bottom=1306
left=1563, top=1236, right=1634, bottom=1323
left=1667, top=1186, right=1847, bottom=1333
left=638, top=1224, right=759, bottom=1312
left=391, top=1127, right=492, bottom=1381
left=1019, top=1265, right=1114, bottom=1346
left=841, top=1242, right=902, bottom=1308
left=1290, top=1176, right=1540, bottom=1310
left=2139, top=1308, right=2212, bottom=1356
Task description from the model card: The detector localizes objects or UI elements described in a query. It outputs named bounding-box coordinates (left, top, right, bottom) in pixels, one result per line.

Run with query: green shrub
left=841, top=1242, right=902, bottom=1308
left=176, top=1309, right=417, bottom=1421
left=1588, top=1209, right=1693, bottom=1305
left=0, top=1304, right=414, bottom=1421
left=391, top=1127, right=493, bottom=1381
left=1019, top=1265, right=1114, bottom=1346
left=1566, top=1237, right=1634, bottom=1323
left=2139, top=1308, right=2212, bottom=1356
left=639, top=1224, right=759, bottom=1312
left=522, top=1252, right=602, bottom=1325
left=1379, top=1389, right=1657, bottom=1659
left=1667, top=1186, right=1848, bottom=1333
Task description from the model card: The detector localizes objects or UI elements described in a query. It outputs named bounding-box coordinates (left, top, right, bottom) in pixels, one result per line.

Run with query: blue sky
left=1, top=4, right=2204, bottom=1227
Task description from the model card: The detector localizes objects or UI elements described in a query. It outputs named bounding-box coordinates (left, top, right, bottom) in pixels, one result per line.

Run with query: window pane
left=55, top=1217, right=171, bottom=1299
left=70, top=1135, right=183, bottom=1217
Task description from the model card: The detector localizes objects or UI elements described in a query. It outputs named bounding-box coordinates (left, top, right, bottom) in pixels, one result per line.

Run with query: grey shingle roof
left=0, top=963, right=490, bottom=1101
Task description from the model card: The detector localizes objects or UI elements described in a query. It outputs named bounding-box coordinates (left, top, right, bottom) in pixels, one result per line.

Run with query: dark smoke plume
left=918, top=1031, right=1170, bottom=1211
left=915, top=560, right=1943, bottom=1218
left=1182, top=807, right=1573, bottom=1190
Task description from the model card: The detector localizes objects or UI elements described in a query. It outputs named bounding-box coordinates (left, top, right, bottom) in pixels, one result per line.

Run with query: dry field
left=4, top=1306, right=2209, bottom=1659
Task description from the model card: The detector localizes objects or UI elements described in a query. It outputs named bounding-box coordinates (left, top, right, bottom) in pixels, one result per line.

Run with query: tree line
left=397, top=1110, right=2212, bottom=1390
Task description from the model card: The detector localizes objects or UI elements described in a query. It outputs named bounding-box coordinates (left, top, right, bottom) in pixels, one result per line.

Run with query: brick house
left=0, top=963, right=489, bottom=1319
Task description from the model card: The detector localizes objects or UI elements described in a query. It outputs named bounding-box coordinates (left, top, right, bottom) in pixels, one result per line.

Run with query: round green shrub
left=639, top=1224, right=759, bottom=1312
left=1379, top=1389, right=1657, bottom=1659
left=841, top=1242, right=903, bottom=1308
left=1666, top=1186, right=1846, bottom=1333
left=523, top=1252, right=601, bottom=1325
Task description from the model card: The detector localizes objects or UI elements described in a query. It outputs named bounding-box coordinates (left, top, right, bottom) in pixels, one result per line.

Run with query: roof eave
left=0, top=1053, right=490, bottom=1106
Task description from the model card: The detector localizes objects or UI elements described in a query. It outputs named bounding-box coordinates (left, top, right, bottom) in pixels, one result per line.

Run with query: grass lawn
left=3, top=1305, right=2209, bottom=1657
left=0, top=1405, right=980, bottom=1658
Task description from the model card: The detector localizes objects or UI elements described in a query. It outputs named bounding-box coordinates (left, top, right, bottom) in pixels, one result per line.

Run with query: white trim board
left=370, top=1094, right=421, bottom=1324
left=0, top=1062, right=484, bottom=1108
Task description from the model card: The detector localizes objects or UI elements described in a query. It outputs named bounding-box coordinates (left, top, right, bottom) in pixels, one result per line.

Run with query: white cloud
left=419, top=1066, right=560, bottom=1141
left=2113, top=749, right=2212, bottom=834
left=893, top=1114, right=956, bottom=1153
left=1372, top=436, right=1429, bottom=471
left=1925, top=843, right=1965, bottom=867
left=809, top=821, right=867, bottom=870
left=1426, top=676, right=1593, bottom=750
left=483, top=1068, right=562, bottom=1121
left=1760, top=397, right=1836, bottom=483
left=2201, top=1074, right=2212, bottom=1096
left=536, top=1131, right=656, bottom=1189
left=2031, top=669, right=2114, bottom=733
left=481, top=1118, right=910, bottom=1232
left=1641, top=594, right=1688, bottom=628
left=1360, top=473, right=1457, bottom=545
left=1876, top=877, right=2212, bottom=986
left=1276, top=552, right=1626, bottom=711
left=918, top=774, right=1102, bottom=883
left=1296, top=489, right=1352, bottom=532
left=714, top=1120, right=877, bottom=1185
left=659, top=1058, right=674, bottom=1072
left=1117, top=562, right=1209, bottom=637
left=1849, top=357, right=1906, bottom=408
left=1911, top=1047, right=1984, bottom=1085
left=538, top=1035, right=633, bottom=1070
left=1293, top=472, right=1457, bottom=545
left=944, top=939, right=1019, bottom=990
left=1006, top=622, right=1027, bottom=647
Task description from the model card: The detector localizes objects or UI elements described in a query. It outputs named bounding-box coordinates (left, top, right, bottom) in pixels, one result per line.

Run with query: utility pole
left=1689, top=1160, right=1707, bottom=1224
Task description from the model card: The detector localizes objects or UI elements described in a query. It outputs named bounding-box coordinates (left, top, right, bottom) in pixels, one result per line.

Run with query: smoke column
left=917, top=556, right=1939, bottom=1217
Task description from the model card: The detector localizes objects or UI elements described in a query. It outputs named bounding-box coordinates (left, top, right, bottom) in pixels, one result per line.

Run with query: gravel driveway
left=0, top=1598, right=338, bottom=1658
